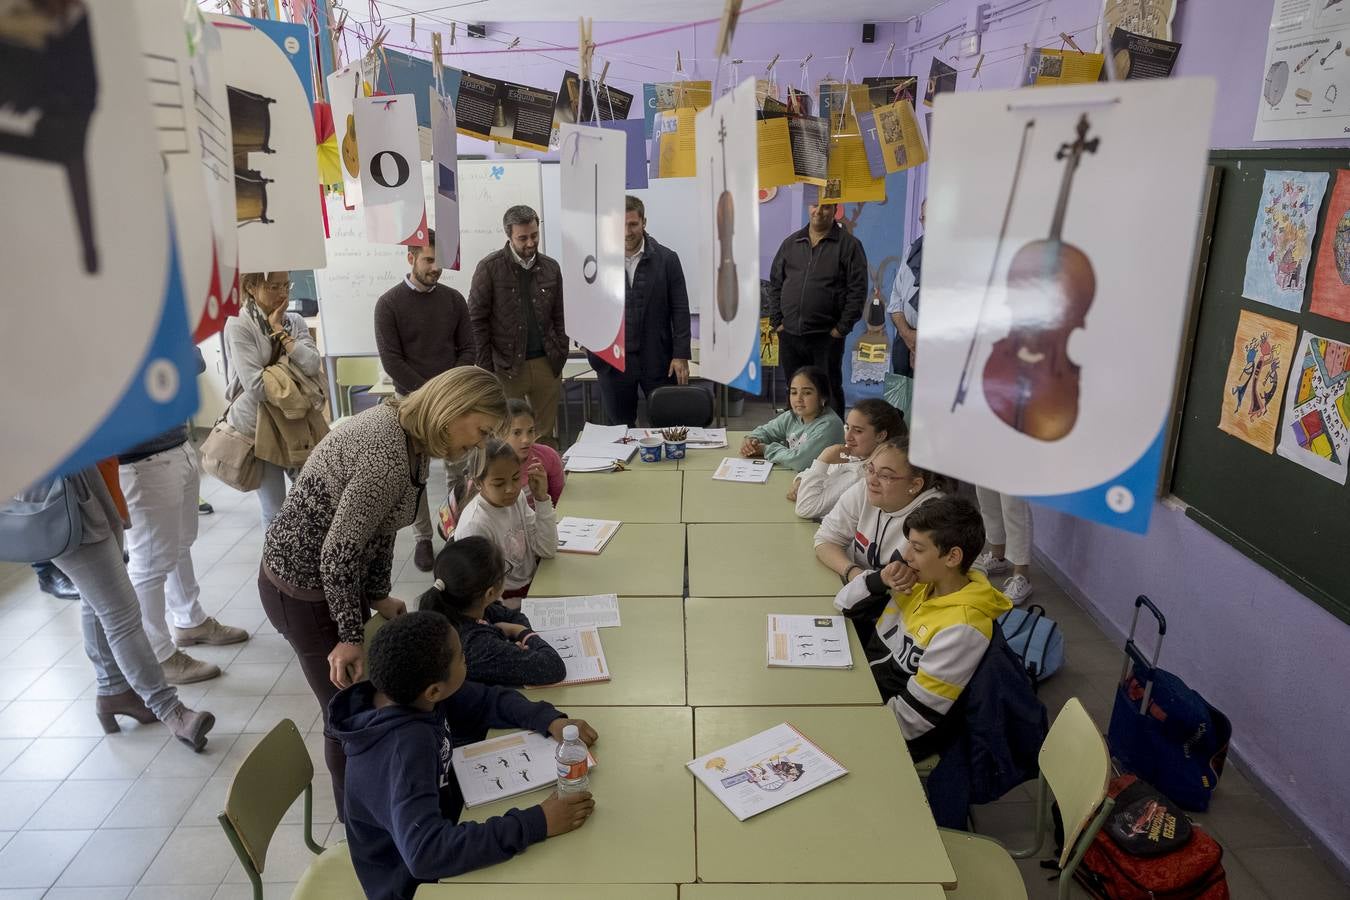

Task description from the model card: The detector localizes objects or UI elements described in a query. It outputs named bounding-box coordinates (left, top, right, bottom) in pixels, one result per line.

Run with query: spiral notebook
left=556, top=517, right=622, bottom=554
left=688, top=723, right=848, bottom=821
left=531, top=626, right=610, bottom=686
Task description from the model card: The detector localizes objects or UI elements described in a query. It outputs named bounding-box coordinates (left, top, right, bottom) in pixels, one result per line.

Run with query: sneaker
left=414, top=539, right=435, bottom=572
left=972, top=551, right=1012, bottom=577
left=173, top=617, right=249, bottom=647
left=197, top=499, right=214, bottom=515
left=160, top=650, right=221, bottom=685
left=1002, top=574, right=1034, bottom=606
left=37, top=566, right=79, bottom=600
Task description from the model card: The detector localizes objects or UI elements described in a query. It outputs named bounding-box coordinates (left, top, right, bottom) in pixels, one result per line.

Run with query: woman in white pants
left=973, top=487, right=1033, bottom=605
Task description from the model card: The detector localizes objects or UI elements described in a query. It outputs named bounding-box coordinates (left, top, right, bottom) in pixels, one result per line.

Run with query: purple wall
left=905, top=0, right=1350, bottom=869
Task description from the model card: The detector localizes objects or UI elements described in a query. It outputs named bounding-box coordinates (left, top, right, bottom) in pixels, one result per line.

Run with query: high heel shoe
left=95, top=689, right=157, bottom=734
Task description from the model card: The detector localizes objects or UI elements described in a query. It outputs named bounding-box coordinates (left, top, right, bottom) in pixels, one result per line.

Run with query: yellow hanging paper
left=656, top=108, right=697, bottom=179
left=824, top=133, right=885, bottom=203
left=1025, top=49, right=1105, bottom=86
left=872, top=99, right=928, bottom=174
left=757, top=117, right=796, bottom=189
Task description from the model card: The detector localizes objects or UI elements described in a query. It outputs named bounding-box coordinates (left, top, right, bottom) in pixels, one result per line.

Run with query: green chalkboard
left=1170, top=149, right=1350, bottom=624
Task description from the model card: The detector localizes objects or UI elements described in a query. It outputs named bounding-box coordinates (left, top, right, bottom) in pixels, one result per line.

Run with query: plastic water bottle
left=555, top=725, right=590, bottom=795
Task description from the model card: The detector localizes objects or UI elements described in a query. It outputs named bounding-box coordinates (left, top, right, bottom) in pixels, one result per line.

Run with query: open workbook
left=713, top=457, right=773, bottom=483
left=688, top=723, right=848, bottom=821
left=767, top=614, right=854, bottom=669
left=556, top=517, right=621, bottom=554
left=521, top=594, right=621, bottom=629
left=452, top=730, right=598, bottom=807
left=531, top=626, right=610, bottom=686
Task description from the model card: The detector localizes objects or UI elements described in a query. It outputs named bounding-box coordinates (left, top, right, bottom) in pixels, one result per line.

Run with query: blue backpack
left=997, top=604, right=1064, bottom=687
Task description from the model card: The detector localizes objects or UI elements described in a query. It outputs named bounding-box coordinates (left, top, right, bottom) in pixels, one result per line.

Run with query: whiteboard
left=316, top=159, right=543, bottom=357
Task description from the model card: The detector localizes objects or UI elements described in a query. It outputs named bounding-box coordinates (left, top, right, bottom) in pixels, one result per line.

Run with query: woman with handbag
left=257, top=366, right=508, bottom=813
left=221, top=272, right=322, bottom=527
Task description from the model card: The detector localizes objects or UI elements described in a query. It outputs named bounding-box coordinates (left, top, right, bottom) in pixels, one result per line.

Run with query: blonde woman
left=222, top=272, right=322, bottom=526
left=257, top=366, right=508, bottom=812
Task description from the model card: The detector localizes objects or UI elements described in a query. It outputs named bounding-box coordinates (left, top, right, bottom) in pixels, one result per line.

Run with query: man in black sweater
left=373, top=229, right=474, bottom=570
left=766, top=203, right=869, bottom=414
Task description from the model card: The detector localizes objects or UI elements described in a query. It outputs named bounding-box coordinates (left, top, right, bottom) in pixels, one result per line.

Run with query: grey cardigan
left=223, top=310, right=322, bottom=438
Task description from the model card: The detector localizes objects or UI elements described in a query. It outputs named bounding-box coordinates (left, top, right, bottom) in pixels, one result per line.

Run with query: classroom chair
left=335, top=356, right=384, bottom=416
left=217, top=718, right=365, bottom=900
left=648, top=385, right=714, bottom=427
left=939, top=697, right=1114, bottom=900
left=366, top=612, right=390, bottom=644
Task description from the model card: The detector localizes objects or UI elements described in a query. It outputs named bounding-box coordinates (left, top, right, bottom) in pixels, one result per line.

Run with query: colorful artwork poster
left=923, top=58, right=957, bottom=108
left=1217, top=310, right=1299, bottom=453
left=1310, top=169, right=1350, bottom=323
left=1242, top=170, right=1330, bottom=312
left=1276, top=330, right=1350, bottom=484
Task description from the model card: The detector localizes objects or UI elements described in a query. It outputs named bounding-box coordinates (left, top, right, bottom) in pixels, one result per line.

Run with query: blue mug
left=664, top=441, right=687, bottom=460
left=639, top=439, right=663, bottom=462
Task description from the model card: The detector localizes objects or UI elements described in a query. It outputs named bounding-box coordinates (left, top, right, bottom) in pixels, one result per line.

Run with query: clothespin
left=766, top=53, right=780, bottom=74
left=450, top=22, right=456, bottom=45
left=409, top=17, right=415, bottom=42
left=598, top=60, right=610, bottom=86
left=578, top=18, right=594, bottom=91
left=843, top=46, right=854, bottom=78
left=507, top=36, right=520, bottom=50
left=432, top=32, right=443, bottom=92
left=878, top=42, right=894, bottom=75
left=715, top=0, right=743, bottom=58
left=1060, top=32, right=1084, bottom=54
left=940, top=33, right=952, bottom=50
left=800, top=52, right=813, bottom=69
left=676, top=49, right=684, bottom=73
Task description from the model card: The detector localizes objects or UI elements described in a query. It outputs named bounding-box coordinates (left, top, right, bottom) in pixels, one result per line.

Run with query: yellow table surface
left=448, top=707, right=695, bottom=884
left=692, top=706, right=955, bottom=886
left=530, top=524, right=685, bottom=597
left=685, top=596, right=879, bottom=706
left=682, top=886, right=945, bottom=900
left=556, top=469, right=683, bottom=522
left=687, top=524, right=840, bottom=597
left=421, top=887, right=676, bottom=900
left=677, top=431, right=753, bottom=470
left=681, top=469, right=802, bottom=523
left=524, top=596, right=685, bottom=706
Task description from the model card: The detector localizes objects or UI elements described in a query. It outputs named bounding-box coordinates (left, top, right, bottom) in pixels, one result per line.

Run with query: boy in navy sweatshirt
left=328, top=611, right=597, bottom=900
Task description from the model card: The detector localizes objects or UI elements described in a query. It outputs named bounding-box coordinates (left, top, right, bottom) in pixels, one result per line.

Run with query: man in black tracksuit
left=766, top=203, right=869, bottom=414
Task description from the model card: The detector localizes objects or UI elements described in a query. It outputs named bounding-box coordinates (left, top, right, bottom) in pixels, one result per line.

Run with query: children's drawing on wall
left=1276, top=331, right=1350, bottom=484
left=1217, top=310, right=1298, bottom=453
left=852, top=255, right=899, bottom=385
left=1310, top=169, right=1350, bottom=324
left=1242, top=170, right=1329, bottom=312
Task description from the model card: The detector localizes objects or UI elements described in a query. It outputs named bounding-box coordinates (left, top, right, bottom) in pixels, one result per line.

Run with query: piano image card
left=0, top=0, right=200, bottom=499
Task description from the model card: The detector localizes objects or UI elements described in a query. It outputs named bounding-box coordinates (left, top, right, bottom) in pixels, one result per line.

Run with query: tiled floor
left=0, top=396, right=1345, bottom=898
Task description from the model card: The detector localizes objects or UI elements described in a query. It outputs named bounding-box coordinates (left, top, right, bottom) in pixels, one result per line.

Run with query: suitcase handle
left=1121, top=595, right=1166, bottom=715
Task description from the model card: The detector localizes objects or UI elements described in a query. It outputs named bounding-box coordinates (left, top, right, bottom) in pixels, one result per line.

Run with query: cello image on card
left=713, top=116, right=738, bottom=351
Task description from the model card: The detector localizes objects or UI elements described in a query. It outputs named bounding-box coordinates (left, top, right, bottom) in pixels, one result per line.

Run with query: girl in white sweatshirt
left=790, top=398, right=906, bottom=520
left=814, top=434, right=949, bottom=589
left=453, top=439, right=558, bottom=604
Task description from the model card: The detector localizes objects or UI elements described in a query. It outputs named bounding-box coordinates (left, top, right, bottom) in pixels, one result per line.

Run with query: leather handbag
left=0, top=477, right=83, bottom=563
left=199, top=393, right=263, bottom=492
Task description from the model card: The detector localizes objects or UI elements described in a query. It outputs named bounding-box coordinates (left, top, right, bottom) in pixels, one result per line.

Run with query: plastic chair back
left=648, top=385, right=714, bottom=428
left=1041, top=697, right=1111, bottom=868
left=335, top=357, right=383, bottom=387
left=221, top=718, right=313, bottom=875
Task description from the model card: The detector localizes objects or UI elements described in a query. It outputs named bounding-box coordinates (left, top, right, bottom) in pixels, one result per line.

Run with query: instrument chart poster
left=1, top=0, right=199, bottom=498
left=1310, top=169, right=1350, bottom=323
left=1217, top=310, right=1299, bottom=453
left=1242, top=170, right=1329, bottom=312
left=1254, top=0, right=1350, bottom=142
left=559, top=123, right=627, bottom=370
left=910, top=80, right=1217, bottom=534
left=210, top=14, right=326, bottom=272
left=696, top=77, right=762, bottom=394
left=1276, top=330, right=1350, bottom=484
left=353, top=94, right=428, bottom=246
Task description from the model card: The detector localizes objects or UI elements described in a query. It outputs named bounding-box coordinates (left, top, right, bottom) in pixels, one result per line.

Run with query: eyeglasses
left=263, top=280, right=293, bottom=292
left=863, top=461, right=905, bottom=485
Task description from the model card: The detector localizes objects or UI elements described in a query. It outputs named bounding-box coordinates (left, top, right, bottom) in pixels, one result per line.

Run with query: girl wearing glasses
left=814, top=434, right=949, bottom=592
left=222, top=272, right=322, bottom=526
left=739, top=366, right=844, bottom=473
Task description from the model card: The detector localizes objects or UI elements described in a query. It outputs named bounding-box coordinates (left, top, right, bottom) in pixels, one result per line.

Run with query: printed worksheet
left=521, top=594, right=622, bottom=629
left=578, top=422, right=630, bottom=444
left=556, top=517, right=622, bottom=555
left=767, top=615, right=854, bottom=669
left=688, top=723, right=848, bottom=821
left=533, top=627, right=610, bottom=685
left=453, top=730, right=597, bottom=807
left=713, top=457, right=773, bottom=483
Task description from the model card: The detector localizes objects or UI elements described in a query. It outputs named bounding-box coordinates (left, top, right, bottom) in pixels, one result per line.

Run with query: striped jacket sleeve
left=889, top=623, right=990, bottom=742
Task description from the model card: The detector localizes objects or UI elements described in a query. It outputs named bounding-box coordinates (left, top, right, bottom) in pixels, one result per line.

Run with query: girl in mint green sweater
left=741, top=366, right=845, bottom=473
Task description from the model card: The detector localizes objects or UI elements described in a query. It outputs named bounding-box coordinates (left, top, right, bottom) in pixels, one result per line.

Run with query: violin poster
left=1242, top=170, right=1329, bottom=313
left=353, top=95, right=429, bottom=246
left=1276, top=331, right=1350, bottom=484
left=696, top=77, right=762, bottom=394
left=909, top=79, right=1216, bottom=534
left=1217, top=310, right=1299, bottom=453
left=1309, top=169, right=1350, bottom=324
left=559, top=124, right=627, bottom=370
left=1, top=0, right=199, bottom=498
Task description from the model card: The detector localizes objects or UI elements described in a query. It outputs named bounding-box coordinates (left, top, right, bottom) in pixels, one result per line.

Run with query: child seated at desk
left=789, top=397, right=905, bottom=518
left=330, top=611, right=597, bottom=900
left=739, top=365, right=844, bottom=473
left=418, top=536, right=566, bottom=687
left=454, top=438, right=559, bottom=604
left=832, top=496, right=1012, bottom=759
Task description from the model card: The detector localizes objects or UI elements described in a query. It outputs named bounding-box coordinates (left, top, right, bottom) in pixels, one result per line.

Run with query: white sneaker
left=973, top=551, right=1012, bottom=577
left=1002, top=574, right=1033, bottom=606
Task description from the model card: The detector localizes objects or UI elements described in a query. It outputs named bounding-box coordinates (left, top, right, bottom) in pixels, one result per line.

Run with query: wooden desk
left=525, top=596, right=685, bottom=706
left=685, top=596, right=878, bottom=707
left=681, top=469, right=801, bottom=523
left=683, top=886, right=945, bottom=900
left=422, top=887, right=676, bottom=900
left=530, top=524, right=685, bottom=597
left=692, top=706, right=955, bottom=886
left=368, top=380, right=396, bottom=397
left=557, top=469, right=683, bottom=522
left=448, top=707, right=695, bottom=884
left=687, top=524, right=839, bottom=597
left=677, top=431, right=752, bottom=470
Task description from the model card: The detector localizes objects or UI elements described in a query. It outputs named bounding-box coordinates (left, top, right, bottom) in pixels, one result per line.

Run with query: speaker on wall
left=862, top=23, right=876, bottom=43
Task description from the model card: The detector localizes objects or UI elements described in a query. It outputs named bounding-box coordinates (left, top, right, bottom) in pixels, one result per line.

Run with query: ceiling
left=374, top=0, right=934, bottom=25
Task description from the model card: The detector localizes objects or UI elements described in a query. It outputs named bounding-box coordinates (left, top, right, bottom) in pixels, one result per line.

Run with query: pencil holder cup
left=664, top=440, right=687, bottom=460
left=639, top=438, right=664, bottom=463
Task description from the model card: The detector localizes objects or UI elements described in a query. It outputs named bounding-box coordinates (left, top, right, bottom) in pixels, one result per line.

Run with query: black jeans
left=588, top=351, right=673, bottom=427
left=777, top=330, right=846, bottom=414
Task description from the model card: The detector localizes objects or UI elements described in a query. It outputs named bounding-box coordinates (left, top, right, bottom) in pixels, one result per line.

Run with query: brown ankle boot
left=162, top=706, right=215, bottom=752
left=95, top=689, right=157, bottom=734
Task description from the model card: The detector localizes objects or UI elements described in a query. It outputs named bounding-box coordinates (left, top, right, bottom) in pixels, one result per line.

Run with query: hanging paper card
left=1217, top=310, right=1299, bottom=453
left=327, top=62, right=367, bottom=208
left=697, top=78, right=762, bottom=394
left=210, top=14, right=326, bottom=271
left=354, top=95, right=428, bottom=246
left=824, top=134, right=886, bottom=204
left=757, top=117, right=797, bottom=189
left=1276, top=331, right=1350, bottom=484
left=1242, top=170, right=1329, bottom=312
left=860, top=99, right=927, bottom=179
left=600, top=118, right=648, bottom=190
left=430, top=89, right=461, bottom=270
left=550, top=70, right=634, bottom=148
left=1309, top=169, right=1350, bottom=323
left=657, top=108, right=697, bottom=179
left=1024, top=49, right=1105, bottom=87
left=909, top=79, right=1216, bottom=534
left=1, top=0, right=199, bottom=498
left=788, top=116, right=829, bottom=186
left=923, top=58, right=957, bottom=107
left=559, top=124, right=627, bottom=370
left=137, top=0, right=239, bottom=341
left=1108, top=28, right=1181, bottom=80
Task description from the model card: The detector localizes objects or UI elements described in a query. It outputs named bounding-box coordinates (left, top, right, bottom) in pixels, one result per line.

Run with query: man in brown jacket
left=468, top=205, right=567, bottom=445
